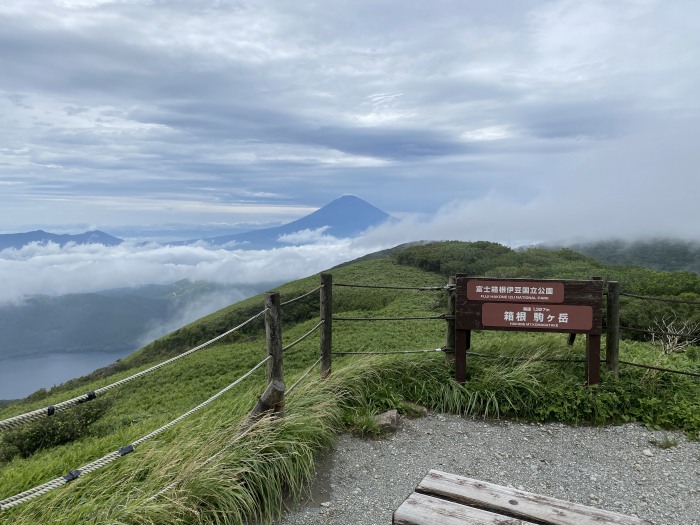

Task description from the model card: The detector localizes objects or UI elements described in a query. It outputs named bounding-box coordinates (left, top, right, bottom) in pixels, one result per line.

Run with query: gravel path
left=278, top=413, right=700, bottom=525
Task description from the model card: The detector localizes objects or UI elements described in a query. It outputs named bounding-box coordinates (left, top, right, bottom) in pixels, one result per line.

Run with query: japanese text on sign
left=467, top=280, right=565, bottom=303
left=481, top=303, right=593, bottom=331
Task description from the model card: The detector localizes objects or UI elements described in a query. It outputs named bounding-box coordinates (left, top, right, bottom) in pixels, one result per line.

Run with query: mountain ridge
left=0, top=230, right=123, bottom=250
left=0, top=195, right=391, bottom=250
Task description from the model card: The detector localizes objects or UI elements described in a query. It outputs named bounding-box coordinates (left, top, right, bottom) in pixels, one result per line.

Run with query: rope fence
left=465, top=352, right=700, bottom=378
left=286, top=357, right=323, bottom=396
left=617, top=360, right=700, bottom=378
left=0, top=355, right=271, bottom=512
left=148, top=355, right=325, bottom=503
left=620, top=292, right=700, bottom=306
left=281, top=285, right=323, bottom=306
left=282, top=321, right=323, bottom=353
left=5, top=275, right=700, bottom=517
left=147, top=423, right=258, bottom=503
left=334, top=283, right=448, bottom=291
left=620, top=325, right=700, bottom=338
left=333, top=314, right=449, bottom=321
left=0, top=308, right=268, bottom=433
left=0, top=283, right=325, bottom=512
left=466, top=351, right=587, bottom=364
left=333, top=348, right=444, bottom=355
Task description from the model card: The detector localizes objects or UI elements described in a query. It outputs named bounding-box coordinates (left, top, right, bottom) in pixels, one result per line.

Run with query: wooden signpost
left=454, top=275, right=604, bottom=386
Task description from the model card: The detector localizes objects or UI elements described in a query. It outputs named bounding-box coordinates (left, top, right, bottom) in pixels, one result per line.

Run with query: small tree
left=649, top=313, right=700, bottom=354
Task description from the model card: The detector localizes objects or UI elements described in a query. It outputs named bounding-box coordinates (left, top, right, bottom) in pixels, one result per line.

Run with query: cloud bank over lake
left=0, top=238, right=381, bottom=305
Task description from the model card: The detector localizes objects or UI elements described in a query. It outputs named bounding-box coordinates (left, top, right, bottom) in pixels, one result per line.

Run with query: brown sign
left=467, top=280, right=565, bottom=303
left=453, top=275, right=604, bottom=386
left=482, top=303, right=593, bottom=332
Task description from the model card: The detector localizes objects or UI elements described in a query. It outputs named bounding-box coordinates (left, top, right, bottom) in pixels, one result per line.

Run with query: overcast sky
left=1, top=0, right=699, bottom=241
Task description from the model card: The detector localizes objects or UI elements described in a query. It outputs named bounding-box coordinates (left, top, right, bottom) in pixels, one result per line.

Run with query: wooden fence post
left=264, top=291, right=284, bottom=416
left=320, top=273, right=332, bottom=378
left=585, top=276, right=603, bottom=386
left=444, top=276, right=456, bottom=364
left=455, top=329, right=470, bottom=384
left=606, top=281, right=620, bottom=377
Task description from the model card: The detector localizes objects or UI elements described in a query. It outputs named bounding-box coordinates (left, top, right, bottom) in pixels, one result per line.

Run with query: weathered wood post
left=455, top=329, right=470, bottom=384
left=606, top=281, right=620, bottom=377
left=266, top=292, right=283, bottom=384
left=585, top=277, right=603, bottom=386
left=444, top=276, right=456, bottom=364
left=320, top=273, right=332, bottom=378
left=262, top=291, right=284, bottom=416
left=245, top=292, right=285, bottom=424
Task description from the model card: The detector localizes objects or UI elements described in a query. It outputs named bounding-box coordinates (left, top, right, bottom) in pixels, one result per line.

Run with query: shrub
left=0, top=397, right=112, bottom=461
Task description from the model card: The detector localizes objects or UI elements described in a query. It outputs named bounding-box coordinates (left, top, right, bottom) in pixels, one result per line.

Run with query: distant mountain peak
left=188, top=195, right=392, bottom=249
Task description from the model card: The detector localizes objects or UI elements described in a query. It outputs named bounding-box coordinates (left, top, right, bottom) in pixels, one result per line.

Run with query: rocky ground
left=277, top=412, right=700, bottom=525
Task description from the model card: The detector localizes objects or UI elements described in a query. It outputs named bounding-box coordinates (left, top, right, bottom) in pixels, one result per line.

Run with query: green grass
left=1, top=253, right=699, bottom=524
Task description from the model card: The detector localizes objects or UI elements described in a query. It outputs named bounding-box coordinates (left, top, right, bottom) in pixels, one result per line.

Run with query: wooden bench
left=393, top=470, right=654, bottom=525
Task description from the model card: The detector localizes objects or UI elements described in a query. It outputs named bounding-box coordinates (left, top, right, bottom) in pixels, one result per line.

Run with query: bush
left=0, top=397, right=112, bottom=461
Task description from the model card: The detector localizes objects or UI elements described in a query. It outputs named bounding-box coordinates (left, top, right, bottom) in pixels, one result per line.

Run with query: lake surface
left=0, top=349, right=132, bottom=400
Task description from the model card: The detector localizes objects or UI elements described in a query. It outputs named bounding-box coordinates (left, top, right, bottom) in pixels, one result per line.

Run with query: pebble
left=277, top=414, right=700, bottom=525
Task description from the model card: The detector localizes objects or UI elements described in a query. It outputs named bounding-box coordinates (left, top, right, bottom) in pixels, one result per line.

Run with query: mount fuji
left=185, top=194, right=392, bottom=249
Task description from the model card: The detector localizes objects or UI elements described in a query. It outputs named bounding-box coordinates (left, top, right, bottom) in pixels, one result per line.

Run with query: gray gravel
left=278, top=413, right=700, bottom=525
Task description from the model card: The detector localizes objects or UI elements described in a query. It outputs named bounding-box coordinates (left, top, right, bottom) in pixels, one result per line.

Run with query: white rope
left=282, top=321, right=323, bottom=353
left=147, top=357, right=323, bottom=502
left=0, top=309, right=267, bottom=432
left=147, top=356, right=322, bottom=503
left=131, top=356, right=271, bottom=448
left=286, top=357, right=322, bottom=396
left=280, top=286, right=322, bottom=306
left=147, top=425, right=258, bottom=502
left=0, top=355, right=271, bottom=512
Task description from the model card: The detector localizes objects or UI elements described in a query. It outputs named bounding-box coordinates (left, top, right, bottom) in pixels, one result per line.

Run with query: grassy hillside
left=0, top=242, right=698, bottom=524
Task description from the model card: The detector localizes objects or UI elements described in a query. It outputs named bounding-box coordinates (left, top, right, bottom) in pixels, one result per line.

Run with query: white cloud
left=277, top=226, right=334, bottom=245
left=134, top=287, right=251, bottom=348
left=361, top=117, right=700, bottom=247
left=0, top=239, right=379, bottom=305
left=460, top=126, right=514, bottom=142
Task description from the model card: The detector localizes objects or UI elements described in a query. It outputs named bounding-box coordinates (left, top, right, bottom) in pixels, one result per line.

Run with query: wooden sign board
left=454, top=275, right=604, bottom=385
left=457, top=277, right=603, bottom=335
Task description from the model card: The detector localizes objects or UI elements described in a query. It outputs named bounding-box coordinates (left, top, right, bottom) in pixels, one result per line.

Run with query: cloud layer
left=0, top=239, right=382, bottom=305
left=0, top=0, right=698, bottom=237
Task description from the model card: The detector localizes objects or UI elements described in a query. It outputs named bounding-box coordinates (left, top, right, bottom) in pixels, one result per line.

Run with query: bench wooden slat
left=416, top=470, right=653, bottom=525
left=393, top=492, right=538, bottom=525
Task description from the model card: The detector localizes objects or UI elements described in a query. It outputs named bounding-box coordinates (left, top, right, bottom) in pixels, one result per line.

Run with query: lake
left=0, top=349, right=132, bottom=400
